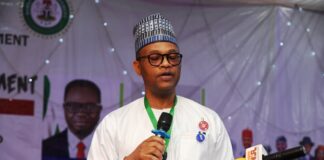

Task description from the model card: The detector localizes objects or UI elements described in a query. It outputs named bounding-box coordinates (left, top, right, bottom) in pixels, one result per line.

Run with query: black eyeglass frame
left=136, top=53, right=183, bottom=67
left=63, top=102, right=102, bottom=113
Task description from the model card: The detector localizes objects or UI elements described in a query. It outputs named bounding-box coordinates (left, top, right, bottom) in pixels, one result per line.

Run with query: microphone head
left=157, top=112, right=173, bottom=132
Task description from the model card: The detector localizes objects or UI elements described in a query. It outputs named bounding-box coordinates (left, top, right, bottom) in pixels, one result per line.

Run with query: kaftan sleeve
left=211, top=112, right=234, bottom=160
left=88, top=114, right=118, bottom=160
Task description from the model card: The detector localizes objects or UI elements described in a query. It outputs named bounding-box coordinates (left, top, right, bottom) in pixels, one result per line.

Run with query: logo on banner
left=22, top=0, right=71, bottom=36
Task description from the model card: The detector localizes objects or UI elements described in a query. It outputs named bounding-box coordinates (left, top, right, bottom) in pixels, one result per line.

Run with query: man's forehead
left=68, top=86, right=96, bottom=94
left=65, top=87, right=99, bottom=101
left=139, top=42, right=178, bottom=54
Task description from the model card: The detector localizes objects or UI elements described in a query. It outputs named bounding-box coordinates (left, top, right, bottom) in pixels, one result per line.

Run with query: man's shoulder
left=42, top=129, right=69, bottom=158
left=177, top=96, right=223, bottom=125
left=177, top=96, right=217, bottom=114
left=114, top=97, right=143, bottom=112
left=101, top=97, right=144, bottom=120
left=42, top=129, right=68, bottom=145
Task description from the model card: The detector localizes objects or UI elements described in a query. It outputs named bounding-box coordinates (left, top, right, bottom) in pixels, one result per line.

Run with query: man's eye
left=84, top=105, right=92, bottom=109
left=168, top=54, right=179, bottom=59
left=149, top=55, right=161, bottom=61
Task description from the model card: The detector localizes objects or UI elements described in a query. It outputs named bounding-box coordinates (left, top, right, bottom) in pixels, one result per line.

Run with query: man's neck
left=145, top=92, right=176, bottom=109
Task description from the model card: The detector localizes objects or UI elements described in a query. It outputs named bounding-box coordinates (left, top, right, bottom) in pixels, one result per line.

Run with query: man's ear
left=132, top=60, right=142, bottom=76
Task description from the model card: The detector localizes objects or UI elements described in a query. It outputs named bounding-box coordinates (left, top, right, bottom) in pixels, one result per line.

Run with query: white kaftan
left=88, top=96, right=234, bottom=160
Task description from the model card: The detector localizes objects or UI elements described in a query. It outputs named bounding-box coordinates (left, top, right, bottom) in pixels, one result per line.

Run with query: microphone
left=151, top=112, right=173, bottom=160
left=263, top=146, right=306, bottom=160
left=152, top=112, right=173, bottom=138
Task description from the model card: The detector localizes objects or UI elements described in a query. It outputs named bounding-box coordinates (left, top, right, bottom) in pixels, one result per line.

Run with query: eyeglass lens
left=64, top=102, right=101, bottom=113
left=147, top=53, right=182, bottom=66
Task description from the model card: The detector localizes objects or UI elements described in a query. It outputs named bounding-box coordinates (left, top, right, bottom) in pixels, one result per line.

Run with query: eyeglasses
left=63, top=102, right=102, bottom=113
left=137, top=53, right=183, bottom=67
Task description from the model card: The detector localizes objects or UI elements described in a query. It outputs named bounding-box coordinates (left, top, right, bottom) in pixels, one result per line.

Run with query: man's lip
left=159, top=72, right=173, bottom=77
left=73, top=118, right=88, bottom=124
left=158, top=72, right=174, bottom=81
left=74, top=121, right=88, bottom=126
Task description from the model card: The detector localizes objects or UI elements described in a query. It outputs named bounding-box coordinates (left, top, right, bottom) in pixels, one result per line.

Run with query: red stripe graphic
left=0, top=98, right=34, bottom=116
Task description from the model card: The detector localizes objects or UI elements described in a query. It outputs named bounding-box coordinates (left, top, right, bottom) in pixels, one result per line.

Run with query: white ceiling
left=157, top=0, right=324, bottom=12
left=220, top=0, right=324, bottom=11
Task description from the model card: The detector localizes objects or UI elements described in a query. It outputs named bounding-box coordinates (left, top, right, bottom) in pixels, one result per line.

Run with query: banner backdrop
left=1, top=0, right=324, bottom=159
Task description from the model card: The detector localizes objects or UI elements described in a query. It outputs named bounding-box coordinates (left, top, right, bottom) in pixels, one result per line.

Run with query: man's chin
left=72, top=128, right=92, bottom=137
left=158, top=82, right=177, bottom=89
left=154, top=87, right=175, bottom=96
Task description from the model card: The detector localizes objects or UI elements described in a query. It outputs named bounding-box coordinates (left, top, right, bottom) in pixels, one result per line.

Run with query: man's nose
left=160, top=55, right=171, bottom=67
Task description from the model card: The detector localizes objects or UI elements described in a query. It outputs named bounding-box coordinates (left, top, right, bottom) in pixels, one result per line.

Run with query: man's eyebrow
left=147, top=49, right=179, bottom=54
left=168, top=49, right=179, bottom=53
left=147, top=50, right=160, bottom=54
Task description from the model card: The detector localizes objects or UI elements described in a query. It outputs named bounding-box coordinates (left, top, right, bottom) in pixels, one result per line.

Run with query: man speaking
left=88, top=13, right=234, bottom=160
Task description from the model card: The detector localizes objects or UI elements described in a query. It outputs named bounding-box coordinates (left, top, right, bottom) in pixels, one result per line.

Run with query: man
left=275, top=136, right=287, bottom=152
left=88, top=13, right=233, bottom=160
left=315, top=145, right=324, bottom=160
left=42, top=79, right=102, bottom=160
left=242, top=128, right=253, bottom=149
left=299, top=136, right=315, bottom=160
left=239, top=128, right=253, bottom=157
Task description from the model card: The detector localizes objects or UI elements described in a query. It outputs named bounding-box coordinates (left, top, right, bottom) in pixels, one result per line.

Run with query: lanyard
left=144, top=96, right=177, bottom=151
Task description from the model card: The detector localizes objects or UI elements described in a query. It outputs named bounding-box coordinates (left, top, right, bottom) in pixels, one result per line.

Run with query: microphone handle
left=263, top=146, right=306, bottom=160
left=162, top=152, right=167, bottom=160
left=159, top=134, right=167, bottom=160
left=152, top=130, right=168, bottom=160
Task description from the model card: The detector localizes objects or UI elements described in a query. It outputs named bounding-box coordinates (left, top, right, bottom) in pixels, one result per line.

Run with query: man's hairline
left=135, top=41, right=179, bottom=59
